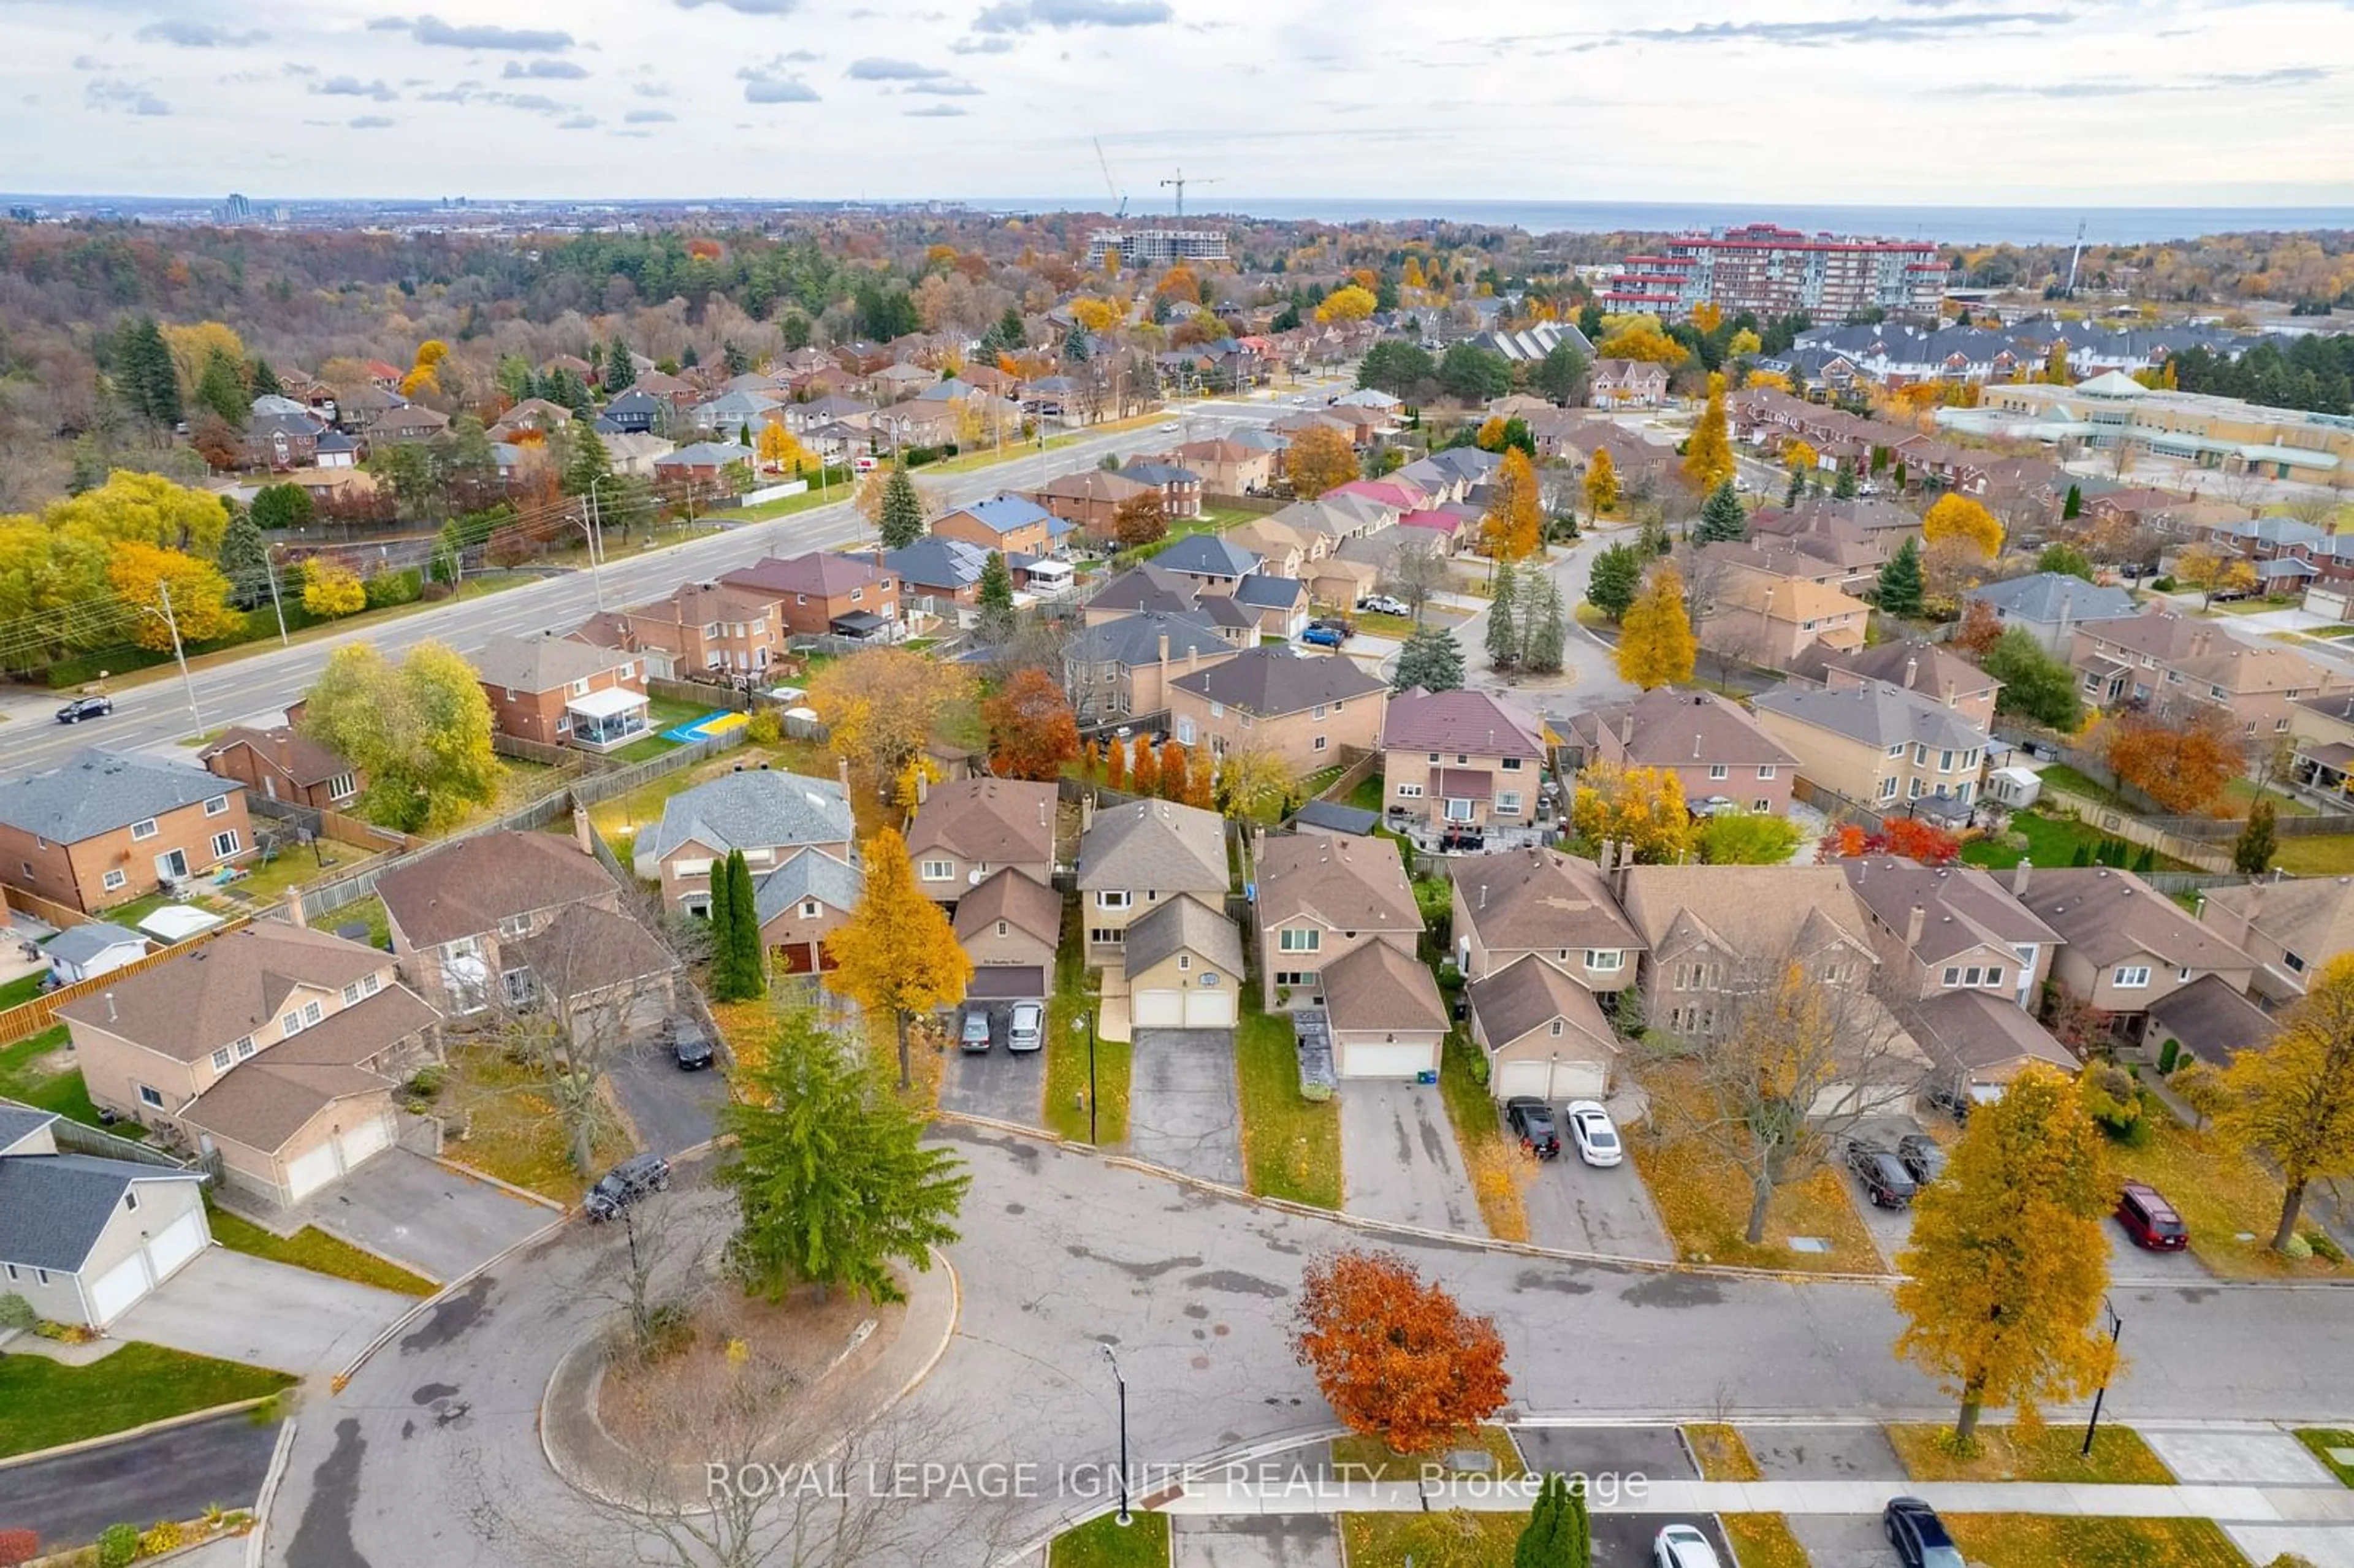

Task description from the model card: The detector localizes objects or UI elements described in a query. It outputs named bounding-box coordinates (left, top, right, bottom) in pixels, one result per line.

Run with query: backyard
left=1960, top=810, right=2187, bottom=874
left=0, top=1024, right=128, bottom=1132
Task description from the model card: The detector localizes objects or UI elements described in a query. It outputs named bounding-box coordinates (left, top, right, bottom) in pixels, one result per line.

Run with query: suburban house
left=619, top=581, right=786, bottom=680
left=1588, top=358, right=1672, bottom=406
left=0, top=750, right=254, bottom=915
left=2288, top=692, right=2354, bottom=796
left=1064, top=612, right=1241, bottom=725
left=749, top=848, right=865, bottom=975
left=1751, top=679, right=1990, bottom=818
left=632, top=767, right=857, bottom=917
left=1152, top=535, right=1260, bottom=596
left=1170, top=438, right=1274, bottom=494
left=2017, top=867, right=2258, bottom=1040
left=907, top=778, right=1058, bottom=908
left=2198, top=874, right=2354, bottom=1005
left=1086, top=563, right=1213, bottom=624
left=2070, top=611, right=2347, bottom=737
left=1033, top=470, right=1152, bottom=535
left=1254, top=834, right=1446, bottom=1076
left=0, top=1107, right=211, bottom=1328
left=1229, top=574, right=1312, bottom=640
left=1898, top=989, right=2081, bottom=1108
left=1566, top=689, right=1797, bottom=817
left=932, top=493, right=1056, bottom=558
left=1617, top=862, right=1883, bottom=1045
left=1222, top=517, right=1322, bottom=580
left=1116, top=460, right=1204, bottom=519
left=59, top=923, right=441, bottom=1207
left=378, top=830, right=677, bottom=1029
left=1963, top=572, right=2141, bottom=655
left=471, top=633, right=650, bottom=753
left=1468, top=956, right=1624, bottom=1103
left=1075, top=798, right=1228, bottom=961
left=1447, top=850, right=1644, bottom=999
left=872, top=538, right=997, bottom=604
left=44, top=922, right=150, bottom=986
left=2146, top=977, right=2280, bottom=1070
left=722, top=552, right=901, bottom=639
left=1379, top=688, right=1551, bottom=835
left=953, top=868, right=1064, bottom=1000
left=1122, top=896, right=1245, bottom=1029
left=1702, top=569, right=1870, bottom=672
left=1167, top=647, right=1387, bottom=771
left=198, top=725, right=364, bottom=812
left=1838, top=857, right=2060, bottom=1012
left=1810, top=642, right=2003, bottom=733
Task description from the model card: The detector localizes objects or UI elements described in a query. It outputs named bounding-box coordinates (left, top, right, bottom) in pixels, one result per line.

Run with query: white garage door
left=145, top=1207, right=207, bottom=1282
left=1133, top=989, right=1184, bottom=1028
left=284, top=1140, right=343, bottom=1202
left=337, top=1113, right=394, bottom=1172
left=1339, top=1039, right=1438, bottom=1079
left=86, top=1252, right=148, bottom=1326
left=1493, top=1057, right=1610, bottom=1102
left=1182, top=986, right=1235, bottom=1028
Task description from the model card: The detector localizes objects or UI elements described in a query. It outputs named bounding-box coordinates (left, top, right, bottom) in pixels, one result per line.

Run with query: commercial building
left=1601, top=223, right=1944, bottom=321
left=1938, top=371, right=2350, bottom=483
left=1084, top=229, right=1228, bottom=268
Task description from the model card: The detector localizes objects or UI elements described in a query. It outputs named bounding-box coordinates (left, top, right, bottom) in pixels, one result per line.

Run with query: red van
left=2116, top=1180, right=2188, bottom=1251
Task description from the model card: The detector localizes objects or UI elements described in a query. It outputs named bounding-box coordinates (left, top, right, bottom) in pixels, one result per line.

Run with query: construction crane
left=1093, top=137, right=1127, bottom=219
left=1159, top=167, right=1221, bottom=219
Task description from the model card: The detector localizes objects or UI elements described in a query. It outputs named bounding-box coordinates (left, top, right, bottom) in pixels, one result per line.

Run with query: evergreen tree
left=194, top=347, right=249, bottom=425
left=975, top=550, right=1017, bottom=642
left=1876, top=536, right=1926, bottom=618
left=495, top=352, right=535, bottom=403
left=1392, top=625, right=1466, bottom=692
left=1586, top=541, right=1644, bottom=621
left=248, top=357, right=282, bottom=398
left=214, top=510, right=273, bottom=610
left=2070, top=843, right=2093, bottom=867
left=725, top=848, right=766, bottom=1000
left=1526, top=579, right=1567, bottom=675
left=2133, top=844, right=2157, bottom=874
left=114, top=316, right=181, bottom=425
left=1486, top=557, right=1520, bottom=671
left=681, top=342, right=701, bottom=369
left=563, top=422, right=613, bottom=497
left=1695, top=479, right=1748, bottom=544
left=2062, top=482, right=2084, bottom=520
left=1514, top=1472, right=1591, bottom=1568
left=1783, top=466, right=1805, bottom=508
left=996, top=306, right=1026, bottom=352
left=1063, top=325, right=1090, bottom=363
left=723, top=339, right=752, bottom=377
left=878, top=461, right=925, bottom=549
left=603, top=336, right=636, bottom=393
left=1834, top=462, right=1859, bottom=500
left=707, top=849, right=741, bottom=996
left=779, top=313, right=812, bottom=352
left=2234, top=799, right=2277, bottom=876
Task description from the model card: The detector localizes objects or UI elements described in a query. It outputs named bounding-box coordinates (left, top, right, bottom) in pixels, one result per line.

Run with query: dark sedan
left=1883, top=1496, right=1965, bottom=1568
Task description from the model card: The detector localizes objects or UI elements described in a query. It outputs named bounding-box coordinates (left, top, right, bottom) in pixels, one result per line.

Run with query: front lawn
left=1722, top=1515, right=1810, bottom=1568
left=0, top=1342, right=294, bottom=1458
left=1626, top=1068, right=1883, bottom=1273
left=1329, top=1425, right=1525, bottom=1483
left=1234, top=991, right=1341, bottom=1208
left=2110, top=1103, right=2348, bottom=1279
left=1940, top=1515, right=2249, bottom=1568
left=440, top=1042, right=634, bottom=1203
left=1047, top=1509, right=1169, bottom=1568
left=2295, top=1428, right=2354, bottom=1488
left=1886, top=1422, right=2173, bottom=1484
left=1435, top=1029, right=1529, bottom=1241
left=1043, top=901, right=1127, bottom=1144
left=1341, top=1510, right=1519, bottom=1567
left=205, top=1202, right=435, bottom=1296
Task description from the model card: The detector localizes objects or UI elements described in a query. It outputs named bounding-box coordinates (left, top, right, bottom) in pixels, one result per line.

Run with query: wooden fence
left=646, top=674, right=756, bottom=714
left=491, top=732, right=606, bottom=772
left=2, top=884, right=87, bottom=930
left=0, top=915, right=257, bottom=1047
left=246, top=796, right=417, bottom=854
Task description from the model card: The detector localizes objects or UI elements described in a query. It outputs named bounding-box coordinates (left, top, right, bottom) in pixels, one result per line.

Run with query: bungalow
left=654, top=441, right=754, bottom=484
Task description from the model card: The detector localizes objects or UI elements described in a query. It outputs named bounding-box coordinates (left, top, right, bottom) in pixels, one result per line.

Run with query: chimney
left=1903, top=654, right=1918, bottom=690
left=287, top=888, right=307, bottom=929
left=104, top=991, right=116, bottom=1023
left=1159, top=631, right=1170, bottom=666
left=839, top=757, right=851, bottom=793
left=1905, top=902, right=1926, bottom=949
left=2011, top=858, right=2032, bottom=898
left=1620, top=712, right=1635, bottom=746
left=915, top=769, right=929, bottom=805
left=574, top=811, right=595, bottom=857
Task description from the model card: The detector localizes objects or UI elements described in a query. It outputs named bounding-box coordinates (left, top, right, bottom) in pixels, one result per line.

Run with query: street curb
left=245, top=1414, right=299, bottom=1568
left=330, top=1208, right=568, bottom=1392
left=0, top=1395, right=278, bottom=1472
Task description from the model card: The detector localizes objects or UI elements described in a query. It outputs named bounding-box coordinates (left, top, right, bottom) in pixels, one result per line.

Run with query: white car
left=1007, top=1000, right=1045, bottom=1053
left=1654, top=1523, right=1722, bottom=1568
left=1159, top=421, right=1181, bottom=432
left=1566, top=1100, right=1622, bottom=1168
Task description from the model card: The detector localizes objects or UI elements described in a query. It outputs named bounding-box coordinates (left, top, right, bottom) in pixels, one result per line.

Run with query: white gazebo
left=565, top=686, right=653, bottom=752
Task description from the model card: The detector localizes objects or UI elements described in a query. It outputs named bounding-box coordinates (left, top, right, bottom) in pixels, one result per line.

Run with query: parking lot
left=939, top=1003, right=1048, bottom=1129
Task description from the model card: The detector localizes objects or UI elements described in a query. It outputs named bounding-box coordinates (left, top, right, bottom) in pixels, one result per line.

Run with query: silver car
left=959, top=1007, right=993, bottom=1052
left=1007, top=1001, right=1045, bottom=1053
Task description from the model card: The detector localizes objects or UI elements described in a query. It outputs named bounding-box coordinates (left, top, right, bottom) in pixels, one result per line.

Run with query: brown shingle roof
left=1452, top=850, right=1641, bottom=956
left=1322, top=940, right=1448, bottom=1035
left=471, top=633, right=637, bottom=694
left=953, top=867, right=1063, bottom=946
left=376, top=832, right=619, bottom=951
left=58, top=924, right=390, bottom=1061
left=198, top=726, right=355, bottom=789
left=508, top=902, right=676, bottom=992
left=1467, top=954, right=1617, bottom=1055
left=1256, top=834, right=1420, bottom=935
left=1619, top=864, right=1876, bottom=967
left=907, top=779, right=1056, bottom=869
left=1572, top=688, right=1796, bottom=772
left=2019, top=867, right=2255, bottom=972
left=1382, top=688, right=1547, bottom=758
left=722, top=551, right=895, bottom=599
left=1168, top=646, right=1386, bottom=717
left=1840, top=858, right=2060, bottom=965
left=178, top=985, right=438, bottom=1152
left=2147, top=974, right=2279, bottom=1067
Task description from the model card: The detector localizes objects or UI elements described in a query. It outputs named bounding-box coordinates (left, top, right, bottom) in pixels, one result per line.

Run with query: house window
left=1985, top=967, right=2005, bottom=987
left=1501, top=756, right=1522, bottom=771
left=1886, top=744, right=1905, bottom=759
left=801, top=899, right=821, bottom=919
left=303, top=1000, right=322, bottom=1025
left=1758, top=765, right=1777, bottom=780
left=343, top=982, right=361, bottom=1005
left=1313, top=735, right=1328, bottom=752
left=211, top=830, right=240, bottom=859
left=103, top=868, right=127, bottom=891
left=1753, top=797, right=1772, bottom=812
left=1497, top=791, right=1522, bottom=814
left=235, top=1036, right=255, bottom=1059
left=1456, top=753, right=1469, bottom=764
left=1428, top=752, right=1441, bottom=763
left=2113, top=965, right=2152, bottom=989
left=131, top=818, right=159, bottom=841
left=1089, top=927, right=1126, bottom=945
left=2287, top=950, right=2308, bottom=973
left=1095, top=890, right=1132, bottom=910
left=204, top=794, right=230, bottom=816
left=921, top=860, right=956, bottom=881
left=1963, top=966, right=1983, bottom=986
left=1209, top=701, right=1224, bottom=720
left=282, top=1010, right=305, bottom=1035
left=363, top=973, right=379, bottom=995
left=850, top=587, right=864, bottom=603
left=1176, top=717, right=1196, bottom=745
left=1878, top=777, right=1899, bottom=801
left=1908, top=778, right=1925, bottom=799
left=211, top=1048, right=232, bottom=1071
left=1279, top=928, right=1322, bottom=953
left=139, top=1084, right=164, bottom=1108
left=1943, top=967, right=1962, bottom=987
left=1586, top=950, right=1624, bottom=971
left=1178, top=954, right=1192, bottom=972
left=327, top=773, right=357, bottom=802
left=1312, top=703, right=1327, bottom=720
left=1396, top=782, right=1424, bottom=798
left=571, top=678, right=590, bottom=698
left=1550, top=1019, right=1566, bottom=1037
left=1939, top=749, right=1956, bottom=772
left=1273, top=970, right=1319, bottom=988
left=501, top=968, right=535, bottom=1007
left=996, top=919, right=1010, bottom=938
left=1446, top=798, right=1475, bottom=822
left=499, top=914, right=532, bottom=939
left=1708, top=764, right=1729, bottom=780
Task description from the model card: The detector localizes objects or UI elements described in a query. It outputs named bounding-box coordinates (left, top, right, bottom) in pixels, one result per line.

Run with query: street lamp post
left=1073, top=1010, right=1098, bottom=1144
left=1101, top=1342, right=1131, bottom=1526
left=2081, top=1297, right=2124, bottom=1456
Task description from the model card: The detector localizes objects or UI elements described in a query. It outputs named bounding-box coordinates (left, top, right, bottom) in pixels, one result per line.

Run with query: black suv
left=1896, top=1133, right=1948, bottom=1185
left=1846, top=1141, right=1919, bottom=1209
left=55, top=695, right=113, bottom=724
left=1505, top=1097, right=1561, bottom=1159
left=1883, top=1496, right=1964, bottom=1568
left=584, top=1153, right=671, bottom=1222
left=660, top=1014, right=714, bottom=1071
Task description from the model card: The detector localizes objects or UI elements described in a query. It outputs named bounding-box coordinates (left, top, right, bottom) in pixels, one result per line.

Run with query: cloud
left=847, top=56, right=949, bottom=78
left=739, top=59, right=820, bottom=101
left=1614, top=10, right=2073, bottom=45
left=490, top=91, right=569, bottom=113
left=950, top=34, right=1015, bottom=51
left=908, top=78, right=984, bottom=94
left=371, top=15, right=576, bottom=50
left=136, top=19, right=269, bottom=47
left=84, top=77, right=170, bottom=115
left=70, top=55, right=106, bottom=71
left=281, top=63, right=318, bottom=76
left=557, top=113, right=597, bottom=128
left=315, top=75, right=398, bottom=101
left=349, top=113, right=396, bottom=128
left=624, top=107, right=677, bottom=122
left=677, top=0, right=799, bottom=12
left=973, top=0, right=1171, bottom=32
left=505, top=59, right=590, bottom=78
left=1947, top=64, right=2332, bottom=96
left=632, top=80, right=672, bottom=97
left=906, top=104, right=967, bottom=115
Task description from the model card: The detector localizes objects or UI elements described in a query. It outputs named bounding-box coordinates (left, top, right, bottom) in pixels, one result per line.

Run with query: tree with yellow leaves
left=2173, top=541, right=2258, bottom=610
left=756, top=422, right=813, bottom=473
left=2216, top=953, right=2354, bottom=1253
left=106, top=542, right=239, bottom=650
left=1068, top=295, right=1122, bottom=333
left=1783, top=439, right=1819, bottom=478
left=1895, top=1064, right=2116, bottom=1448
left=159, top=322, right=246, bottom=400
left=1480, top=448, right=1544, bottom=562
left=300, top=559, right=367, bottom=618
left=1690, top=302, right=1723, bottom=336
left=1287, top=425, right=1359, bottom=500
left=1570, top=763, right=1691, bottom=864
left=826, top=826, right=975, bottom=1091
left=44, top=470, right=230, bottom=556
left=1922, top=493, right=2004, bottom=560
left=1682, top=387, right=1736, bottom=497
left=1727, top=328, right=1762, bottom=359
left=1616, top=562, right=1697, bottom=690
left=1594, top=321, right=1689, bottom=367
left=808, top=647, right=971, bottom=789
left=1316, top=284, right=1378, bottom=323
left=1584, top=446, right=1619, bottom=520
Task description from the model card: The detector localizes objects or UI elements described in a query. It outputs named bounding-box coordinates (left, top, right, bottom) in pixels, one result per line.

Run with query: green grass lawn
left=1045, top=902, right=1128, bottom=1144
left=2221, top=777, right=2317, bottom=816
left=1233, top=990, right=1341, bottom=1208
left=1940, top=1515, right=2249, bottom=1568
left=2296, top=1428, right=2354, bottom=1487
left=1344, top=772, right=1385, bottom=813
left=1047, top=1509, right=1168, bottom=1568
left=0, top=1342, right=294, bottom=1458
left=221, top=839, right=384, bottom=910
left=0, top=969, right=47, bottom=1011
left=1886, top=1423, right=2173, bottom=1483
left=1960, top=811, right=2183, bottom=873
left=2036, top=762, right=2125, bottom=806
left=205, top=1202, right=435, bottom=1295
left=2274, top=834, right=2354, bottom=876
left=0, top=1025, right=137, bottom=1133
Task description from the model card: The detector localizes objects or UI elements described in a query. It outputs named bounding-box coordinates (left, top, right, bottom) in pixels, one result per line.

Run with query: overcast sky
left=6, top=0, right=2352, bottom=207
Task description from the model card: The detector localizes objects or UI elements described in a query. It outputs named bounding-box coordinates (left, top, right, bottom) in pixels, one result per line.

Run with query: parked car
left=1300, top=625, right=1345, bottom=649
left=660, top=1014, right=715, bottom=1071
left=1896, top=1133, right=1946, bottom=1184
left=1007, top=1000, right=1045, bottom=1053
left=1504, top=1097, right=1560, bottom=1159
left=1883, top=1496, right=1965, bottom=1568
left=2116, top=1179, right=2188, bottom=1251
left=1652, top=1523, right=1722, bottom=1568
left=959, top=1006, right=994, bottom=1053
left=1565, top=1100, right=1623, bottom=1168
left=1924, top=1081, right=1974, bottom=1123
left=55, top=695, right=113, bottom=724
left=584, top=1153, right=671, bottom=1222
left=1846, top=1140, right=1919, bottom=1209
left=1159, top=421, right=1181, bottom=433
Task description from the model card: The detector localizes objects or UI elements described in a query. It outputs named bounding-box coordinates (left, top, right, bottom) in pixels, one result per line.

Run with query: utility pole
left=154, top=582, right=204, bottom=738
left=584, top=477, right=609, bottom=611
left=262, top=547, right=290, bottom=647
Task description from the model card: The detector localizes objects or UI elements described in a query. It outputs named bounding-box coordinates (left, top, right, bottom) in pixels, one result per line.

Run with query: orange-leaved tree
left=1287, top=425, right=1359, bottom=500
left=982, top=667, right=1080, bottom=781
left=1158, top=739, right=1190, bottom=803
left=1922, top=494, right=2003, bottom=560
left=2098, top=706, right=2239, bottom=813
left=826, top=826, right=974, bottom=1091
left=1480, top=447, right=1544, bottom=561
left=1290, top=1247, right=1510, bottom=1454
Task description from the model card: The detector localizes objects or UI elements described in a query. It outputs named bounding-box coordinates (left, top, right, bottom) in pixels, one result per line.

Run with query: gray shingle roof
left=1153, top=535, right=1260, bottom=579
left=0, top=750, right=237, bottom=843
left=1067, top=611, right=1232, bottom=668
left=1076, top=799, right=1227, bottom=894
left=1230, top=574, right=1307, bottom=611
left=1964, top=571, right=2139, bottom=625
left=645, top=771, right=854, bottom=865
left=0, top=1145, right=204, bottom=1272
left=1169, top=647, right=1385, bottom=717
left=1751, top=679, right=1989, bottom=752
left=45, top=922, right=147, bottom=969
left=471, top=633, right=638, bottom=695
left=1124, top=894, right=1243, bottom=976
left=0, top=1106, right=55, bottom=1155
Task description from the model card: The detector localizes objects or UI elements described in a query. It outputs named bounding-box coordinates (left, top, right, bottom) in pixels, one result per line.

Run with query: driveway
left=940, top=1007, right=1048, bottom=1128
left=608, top=1030, right=733, bottom=1159
left=1520, top=1140, right=1676, bottom=1262
left=1125, top=1029, right=1243, bottom=1186
left=110, top=1248, right=413, bottom=1374
left=1172, top=1514, right=1340, bottom=1567
left=1512, top=1423, right=1693, bottom=1483
left=1743, top=1423, right=1902, bottom=1481
left=1594, top=1517, right=1734, bottom=1567
left=1339, top=1081, right=1480, bottom=1234
left=286, top=1148, right=558, bottom=1283
left=1788, top=1514, right=1897, bottom=1567
left=0, top=1409, right=281, bottom=1549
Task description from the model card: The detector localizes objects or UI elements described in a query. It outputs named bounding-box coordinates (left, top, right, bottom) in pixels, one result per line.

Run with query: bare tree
left=1381, top=535, right=1452, bottom=625
left=2215, top=462, right=2272, bottom=514
left=2282, top=489, right=2345, bottom=533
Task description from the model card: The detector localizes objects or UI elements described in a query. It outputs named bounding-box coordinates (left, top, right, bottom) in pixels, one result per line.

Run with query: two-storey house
left=1751, top=679, right=1990, bottom=819
left=471, top=633, right=650, bottom=753
left=0, top=750, right=253, bottom=915
left=1379, top=689, right=1550, bottom=835
left=907, top=778, right=1057, bottom=909
left=932, top=493, right=1057, bottom=558
left=1167, top=647, right=1387, bottom=772
left=1064, top=613, right=1241, bottom=725
left=2070, top=610, right=2347, bottom=739
left=1811, top=642, right=2002, bottom=733
left=1254, top=833, right=1446, bottom=1077
left=1074, top=798, right=1228, bottom=962
left=1567, top=689, right=1797, bottom=817
left=2199, top=874, right=2354, bottom=1005
left=2018, top=866, right=2258, bottom=1043
left=633, top=767, right=857, bottom=918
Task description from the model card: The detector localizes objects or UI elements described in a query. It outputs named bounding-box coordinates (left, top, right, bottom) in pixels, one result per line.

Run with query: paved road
left=0, top=402, right=1287, bottom=782
left=0, top=1410, right=280, bottom=1550
left=259, top=1122, right=2354, bottom=1568
left=1452, top=530, right=1640, bottom=714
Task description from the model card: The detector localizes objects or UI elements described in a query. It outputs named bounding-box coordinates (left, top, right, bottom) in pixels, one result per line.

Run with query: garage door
left=1182, top=986, right=1235, bottom=1028
left=1339, top=1040, right=1438, bottom=1079
left=86, top=1252, right=148, bottom=1326
left=145, top=1207, right=207, bottom=1282
left=968, top=967, right=1047, bottom=1000
left=284, top=1140, right=343, bottom=1202
left=1493, top=1058, right=1610, bottom=1102
left=1133, top=989, right=1183, bottom=1029
left=337, top=1113, right=393, bottom=1173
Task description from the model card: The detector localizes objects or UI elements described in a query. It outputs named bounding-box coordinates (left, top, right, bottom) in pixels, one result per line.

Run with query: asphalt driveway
left=110, top=1248, right=413, bottom=1374
left=0, top=1409, right=280, bottom=1549
left=940, top=1006, right=1048, bottom=1129
left=1172, top=1514, right=1341, bottom=1567
left=1519, top=1136, right=1676, bottom=1262
left=608, top=1030, right=733, bottom=1159
left=1339, top=1081, right=1479, bottom=1235
left=284, top=1147, right=558, bottom=1283
left=1126, top=1029, right=1243, bottom=1186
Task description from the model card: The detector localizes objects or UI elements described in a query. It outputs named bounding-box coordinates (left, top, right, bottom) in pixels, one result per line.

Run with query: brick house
left=932, top=493, right=1056, bottom=558
left=1033, top=470, right=1152, bottom=536
left=631, top=769, right=856, bottom=918
left=906, top=778, right=1057, bottom=908
left=1064, top=612, right=1241, bottom=725
left=1170, top=438, right=1274, bottom=495
left=723, top=551, right=901, bottom=638
left=1588, top=358, right=1670, bottom=407
left=471, top=633, right=650, bottom=752
left=2070, top=609, right=2348, bottom=739
left=0, top=750, right=253, bottom=914
left=1751, top=679, right=1991, bottom=818
left=1074, top=798, right=1228, bottom=961
left=1378, top=688, right=1550, bottom=834
left=1810, top=641, right=2002, bottom=733
left=1168, top=647, right=1387, bottom=772
left=1566, top=688, right=1797, bottom=817
left=1254, top=833, right=1447, bottom=1078
left=198, top=725, right=364, bottom=811
left=621, top=580, right=787, bottom=680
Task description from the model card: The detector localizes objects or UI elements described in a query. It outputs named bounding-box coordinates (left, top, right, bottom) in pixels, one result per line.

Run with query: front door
left=155, top=848, right=190, bottom=881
